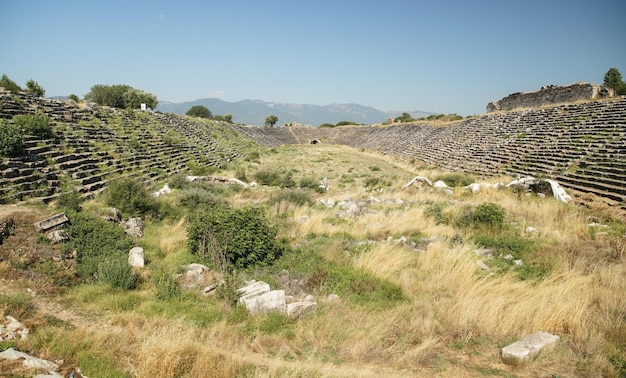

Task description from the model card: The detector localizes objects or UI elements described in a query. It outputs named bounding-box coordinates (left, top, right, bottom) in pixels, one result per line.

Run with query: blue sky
left=1, top=0, right=624, bottom=116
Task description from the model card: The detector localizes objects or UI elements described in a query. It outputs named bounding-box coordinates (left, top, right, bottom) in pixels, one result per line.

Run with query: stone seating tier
left=235, top=97, right=626, bottom=205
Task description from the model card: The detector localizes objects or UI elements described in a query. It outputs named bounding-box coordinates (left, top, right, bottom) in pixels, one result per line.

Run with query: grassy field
left=1, top=144, right=625, bottom=377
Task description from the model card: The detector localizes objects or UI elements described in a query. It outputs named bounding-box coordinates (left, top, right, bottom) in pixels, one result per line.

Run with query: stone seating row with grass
left=236, top=97, right=626, bottom=205
left=0, top=91, right=253, bottom=203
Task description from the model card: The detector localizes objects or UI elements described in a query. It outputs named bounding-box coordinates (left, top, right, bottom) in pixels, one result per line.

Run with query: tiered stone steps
left=0, top=90, right=256, bottom=203
left=236, top=97, right=626, bottom=205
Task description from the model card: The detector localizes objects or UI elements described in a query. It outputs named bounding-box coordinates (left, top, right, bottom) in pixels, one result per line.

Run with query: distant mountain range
left=155, top=98, right=436, bottom=126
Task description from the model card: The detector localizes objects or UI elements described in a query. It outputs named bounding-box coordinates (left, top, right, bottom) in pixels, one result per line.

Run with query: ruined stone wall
left=486, top=83, right=614, bottom=112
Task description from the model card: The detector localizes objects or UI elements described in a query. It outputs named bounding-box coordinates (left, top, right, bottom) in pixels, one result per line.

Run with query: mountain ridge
left=155, top=97, right=435, bottom=126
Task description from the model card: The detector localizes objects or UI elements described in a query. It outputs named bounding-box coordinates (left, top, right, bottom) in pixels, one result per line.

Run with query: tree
left=186, top=105, right=213, bottom=119
left=68, top=94, right=80, bottom=102
left=0, top=74, right=22, bottom=93
left=224, top=113, right=233, bottom=123
left=123, top=88, right=158, bottom=110
left=84, top=84, right=158, bottom=109
left=25, top=79, right=45, bottom=97
left=603, top=67, right=626, bottom=96
left=264, top=114, right=278, bottom=127
left=394, top=112, right=415, bottom=123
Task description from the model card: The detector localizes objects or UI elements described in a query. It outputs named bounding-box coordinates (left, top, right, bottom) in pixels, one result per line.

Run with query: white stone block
left=244, top=290, right=287, bottom=315
left=237, top=281, right=271, bottom=303
left=502, top=331, right=560, bottom=365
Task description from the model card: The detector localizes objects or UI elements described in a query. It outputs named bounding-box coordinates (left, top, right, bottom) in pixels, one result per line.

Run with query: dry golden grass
left=2, top=144, right=625, bottom=377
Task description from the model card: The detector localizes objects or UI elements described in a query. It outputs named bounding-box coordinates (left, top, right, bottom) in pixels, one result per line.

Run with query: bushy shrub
left=269, top=189, right=313, bottom=207
left=56, top=192, right=84, bottom=212
left=153, top=269, right=181, bottom=301
left=459, top=202, right=506, bottom=229
left=423, top=201, right=451, bottom=225
left=105, top=177, right=159, bottom=218
left=187, top=206, right=285, bottom=271
left=433, top=172, right=475, bottom=187
left=168, top=173, right=188, bottom=190
left=98, top=256, right=138, bottom=290
left=0, top=120, right=23, bottom=157
left=235, top=167, right=248, bottom=182
left=254, top=169, right=295, bottom=188
left=471, top=203, right=506, bottom=228
left=244, top=151, right=260, bottom=163
left=326, top=266, right=404, bottom=307
left=179, top=187, right=226, bottom=212
left=13, top=114, right=53, bottom=139
left=64, top=212, right=133, bottom=283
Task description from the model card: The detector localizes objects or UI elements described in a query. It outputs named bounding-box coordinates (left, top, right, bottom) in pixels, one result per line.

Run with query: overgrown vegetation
left=64, top=211, right=134, bottom=284
left=1, top=142, right=624, bottom=377
left=0, top=114, right=53, bottom=157
left=104, top=177, right=160, bottom=219
left=187, top=206, right=285, bottom=271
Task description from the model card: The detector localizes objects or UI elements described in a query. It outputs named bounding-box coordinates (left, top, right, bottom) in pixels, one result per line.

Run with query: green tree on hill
left=0, top=74, right=22, bottom=93
left=603, top=67, right=626, bottom=95
left=25, top=79, right=45, bottom=97
left=186, top=105, right=213, bottom=119
left=394, top=112, right=415, bottom=123
left=265, top=115, right=278, bottom=127
left=84, top=84, right=158, bottom=109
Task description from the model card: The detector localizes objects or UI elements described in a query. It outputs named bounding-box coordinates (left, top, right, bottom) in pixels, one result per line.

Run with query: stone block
left=128, top=247, right=145, bottom=268
left=34, top=213, right=69, bottom=233
left=237, top=281, right=271, bottom=303
left=501, top=331, right=560, bottom=365
left=287, top=301, right=317, bottom=319
left=244, top=290, right=287, bottom=315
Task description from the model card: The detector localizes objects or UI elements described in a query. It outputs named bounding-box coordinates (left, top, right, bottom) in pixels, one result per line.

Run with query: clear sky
left=1, top=0, right=625, bottom=116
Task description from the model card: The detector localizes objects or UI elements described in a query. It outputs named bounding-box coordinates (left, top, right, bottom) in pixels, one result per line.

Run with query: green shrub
left=244, top=151, right=260, bottom=163
left=269, top=189, right=314, bottom=207
left=471, top=203, right=506, bottom=228
left=153, top=269, right=181, bottom=301
left=235, top=167, right=248, bottom=182
left=0, top=294, right=36, bottom=319
left=105, top=177, right=159, bottom=218
left=254, top=169, right=295, bottom=188
left=0, top=120, right=24, bottom=157
left=433, top=172, right=475, bottom=187
left=364, top=176, right=387, bottom=190
left=459, top=202, right=507, bottom=229
left=13, top=114, right=53, bottom=139
left=473, top=234, right=535, bottom=256
left=98, top=256, right=138, bottom=290
left=327, top=265, right=405, bottom=307
left=423, top=201, right=451, bottom=225
left=168, top=173, right=188, bottom=190
left=56, top=192, right=84, bottom=212
left=179, top=187, right=227, bottom=212
left=64, top=212, right=133, bottom=282
left=298, top=176, right=324, bottom=193
left=187, top=206, right=285, bottom=271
